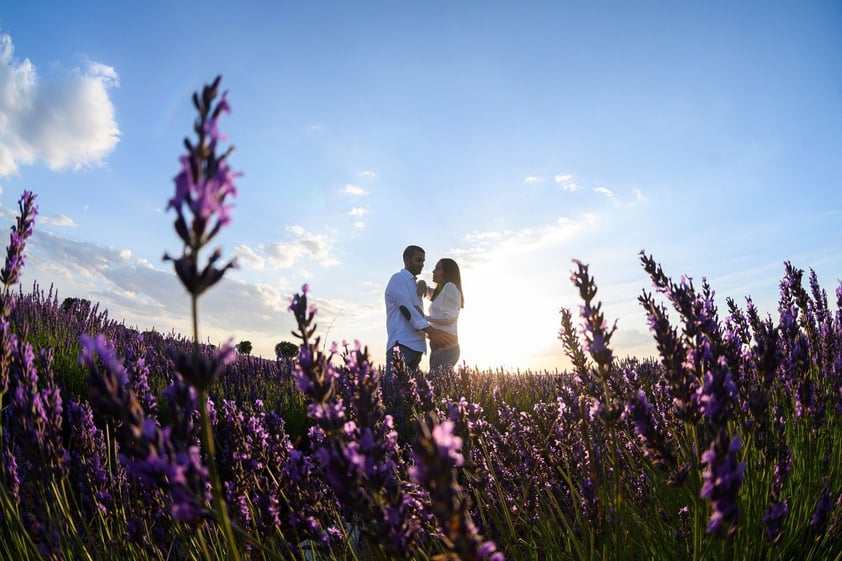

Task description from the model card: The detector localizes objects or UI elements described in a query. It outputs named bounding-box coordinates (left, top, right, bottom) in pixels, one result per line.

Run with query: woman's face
left=432, top=261, right=443, bottom=284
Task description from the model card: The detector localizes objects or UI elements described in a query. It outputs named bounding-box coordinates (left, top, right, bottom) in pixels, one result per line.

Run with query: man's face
left=405, top=250, right=425, bottom=277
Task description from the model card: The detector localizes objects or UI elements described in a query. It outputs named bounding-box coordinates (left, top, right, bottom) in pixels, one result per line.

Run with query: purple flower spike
left=1, top=191, right=38, bottom=317
left=700, top=431, right=745, bottom=535
left=570, top=259, right=617, bottom=370
left=164, top=76, right=240, bottom=297
left=170, top=339, right=236, bottom=393
left=412, top=413, right=503, bottom=561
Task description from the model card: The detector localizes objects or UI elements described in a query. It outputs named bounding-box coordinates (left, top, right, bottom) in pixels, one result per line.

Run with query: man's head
left=402, top=245, right=425, bottom=277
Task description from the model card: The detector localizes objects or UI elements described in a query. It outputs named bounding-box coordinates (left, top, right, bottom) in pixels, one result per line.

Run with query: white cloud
left=594, top=186, right=614, bottom=197
left=358, top=170, right=376, bottom=178
left=264, top=225, right=339, bottom=269
left=353, top=221, right=365, bottom=229
left=554, top=174, right=573, bottom=184
left=234, top=244, right=265, bottom=270
left=348, top=207, right=368, bottom=216
left=343, top=183, right=367, bottom=195
left=39, top=214, right=76, bottom=227
left=523, top=176, right=542, bottom=184
left=0, top=32, right=120, bottom=177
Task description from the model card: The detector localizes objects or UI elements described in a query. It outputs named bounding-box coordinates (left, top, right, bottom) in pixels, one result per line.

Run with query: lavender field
left=1, top=78, right=841, bottom=561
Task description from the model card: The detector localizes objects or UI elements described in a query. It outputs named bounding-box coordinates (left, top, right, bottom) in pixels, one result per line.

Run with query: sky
left=0, top=1, right=840, bottom=372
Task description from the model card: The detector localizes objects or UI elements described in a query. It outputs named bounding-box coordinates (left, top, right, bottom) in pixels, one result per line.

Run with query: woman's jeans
left=429, top=342, right=460, bottom=372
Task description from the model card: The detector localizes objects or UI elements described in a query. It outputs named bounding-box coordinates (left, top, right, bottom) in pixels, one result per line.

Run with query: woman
left=419, top=257, right=464, bottom=372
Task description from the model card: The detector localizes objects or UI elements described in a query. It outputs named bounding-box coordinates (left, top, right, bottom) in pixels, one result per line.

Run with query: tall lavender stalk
left=289, top=286, right=425, bottom=557
left=411, top=414, right=503, bottom=561
left=163, top=75, right=241, bottom=560
left=0, top=192, right=38, bottom=495
left=639, top=251, right=745, bottom=536
left=0, top=191, right=38, bottom=396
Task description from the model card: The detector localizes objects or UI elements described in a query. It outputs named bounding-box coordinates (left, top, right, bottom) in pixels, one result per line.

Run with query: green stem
left=191, top=291, right=242, bottom=561
left=199, top=391, right=241, bottom=561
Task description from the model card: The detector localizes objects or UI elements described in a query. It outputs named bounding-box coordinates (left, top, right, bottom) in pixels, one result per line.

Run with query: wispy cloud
left=554, top=174, right=580, bottom=191
left=594, top=186, right=614, bottom=198
left=343, top=183, right=367, bottom=195
left=348, top=207, right=368, bottom=216
left=358, top=170, right=376, bottom=178
left=40, top=214, right=77, bottom=227
left=523, top=176, right=543, bottom=184
left=453, top=213, right=599, bottom=268
left=0, top=32, right=120, bottom=177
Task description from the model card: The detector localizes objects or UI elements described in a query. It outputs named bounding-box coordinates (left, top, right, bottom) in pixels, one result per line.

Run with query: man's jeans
left=384, top=343, right=422, bottom=384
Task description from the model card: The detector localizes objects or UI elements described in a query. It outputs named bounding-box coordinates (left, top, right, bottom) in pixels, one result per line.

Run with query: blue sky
left=0, top=1, right=840, bottom=371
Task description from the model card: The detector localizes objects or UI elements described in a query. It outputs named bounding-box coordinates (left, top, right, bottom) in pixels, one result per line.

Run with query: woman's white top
left=425, top=282, right=461, bottom=336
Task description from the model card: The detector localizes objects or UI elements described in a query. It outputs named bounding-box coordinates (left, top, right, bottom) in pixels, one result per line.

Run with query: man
left=384, top=245, right=456, bottom=380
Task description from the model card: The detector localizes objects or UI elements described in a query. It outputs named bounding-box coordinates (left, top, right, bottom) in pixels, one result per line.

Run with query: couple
left=384, top=245, right=464, bottom=379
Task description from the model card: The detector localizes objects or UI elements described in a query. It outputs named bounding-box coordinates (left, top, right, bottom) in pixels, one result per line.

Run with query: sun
left=433, top=262, right=564, bottom=373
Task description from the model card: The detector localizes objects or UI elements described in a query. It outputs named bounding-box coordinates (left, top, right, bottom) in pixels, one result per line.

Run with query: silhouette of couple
left=384, top=245, right=464, bottom=380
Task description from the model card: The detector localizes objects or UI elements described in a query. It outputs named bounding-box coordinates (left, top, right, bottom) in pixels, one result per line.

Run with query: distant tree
left=61, top=297, right=91, bottom=316
left=236, top=340, right=253, bottom=355
left=275, top=341, right=298, bottom=360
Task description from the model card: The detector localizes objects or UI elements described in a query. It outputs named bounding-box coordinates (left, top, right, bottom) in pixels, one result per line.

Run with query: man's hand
left=399, top=305, right=412, bottom=320
left=425, top=326, right=457, bottom=348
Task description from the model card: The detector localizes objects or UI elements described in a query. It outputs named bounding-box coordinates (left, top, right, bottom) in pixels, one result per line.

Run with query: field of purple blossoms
left=2, top=77, right=842, bottom=561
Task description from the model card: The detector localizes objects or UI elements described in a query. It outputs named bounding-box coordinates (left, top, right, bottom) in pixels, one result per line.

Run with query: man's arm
left=387, top=273, right=430, bottom=330
left=423, top=325, right=458, bottom=347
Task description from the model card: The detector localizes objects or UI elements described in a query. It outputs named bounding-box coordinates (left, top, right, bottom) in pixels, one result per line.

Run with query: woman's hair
left=432, top=258, right=464, bottom=308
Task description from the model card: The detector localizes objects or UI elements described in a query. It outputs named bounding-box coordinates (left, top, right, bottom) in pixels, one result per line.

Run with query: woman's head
left=432, top=258, right=464, bottom=307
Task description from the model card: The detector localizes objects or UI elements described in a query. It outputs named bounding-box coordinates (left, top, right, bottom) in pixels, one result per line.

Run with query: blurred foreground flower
left=164, top=75, right=240, bottom=299
left=412, top=414, right=504, bottom=561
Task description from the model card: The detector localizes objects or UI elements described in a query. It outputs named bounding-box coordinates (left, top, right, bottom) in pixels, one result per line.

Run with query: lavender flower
left=625, top=390, right=676, bottom=470
left=810, top=479, right=835, bottom=535
left=289, top=287, right=345, bottom=431
left=762, top=500, right=788, bottom=543
left=0, top=191, right=38, bottom=395
left=170, top=339, right=236, bottom=393
left=0, top=191, right=38, bottom=306
left=80, top=333, right=212, bottom=523
left=2, top=448, right=20, bottom=502
left=164, top=76, right=239, bottom=297
left=638, top=290, right=698, bottom=422
left=697, top=363, right=738, bottom=427
left=65, top=398, right=117, bottom=518
left=570, top=259, right=617, bottom=370
left=290, top=286, right=424, bottom=556
left=558, top=307, right=589, bottom=381
left=699, top=431, right=745, bottom=535
left=411, top=415, right=504, bottom=561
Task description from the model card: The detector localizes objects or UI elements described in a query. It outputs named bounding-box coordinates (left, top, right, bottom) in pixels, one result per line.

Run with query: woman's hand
left=416, top=279, right=428, bottom=299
